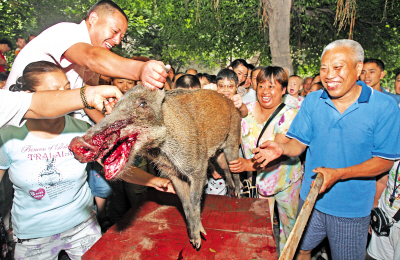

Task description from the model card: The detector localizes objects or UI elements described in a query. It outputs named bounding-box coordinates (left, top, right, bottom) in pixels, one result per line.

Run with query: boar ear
left=154, top=87, right=166, bottom=104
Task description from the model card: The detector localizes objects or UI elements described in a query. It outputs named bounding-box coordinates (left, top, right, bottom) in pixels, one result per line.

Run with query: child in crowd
left=237, top=64, right=253, bottom=97
left=175, top=74, right=201, bottom=89
left=282, top=75, right=304, bottom=109
left=28, top=34, right=36, bottom=42
left=14, top=37, right=26, bottom=56
left=2, top=61, right=101, bottom=259
left=99, top=74, right=112, bottom=85
left=308, top=82, right=324, bottom=93
left=197, top=73, right=213, bottom=88
left=209, top=74, right=217, bottom=84
left=311, top=73, right=321, bottom=86
left=251, top=67, right=263, bottom=91
left=205, top=68, right=248, bottom=196
left=215, top=69, right=248, bottom=117
left=112, top=77, right=136, bottom=93
left=242, top=64, right=258, bottom=104
left=228, top=59, right=248, bottom=87
left=172, top=73, right=184, bottom=88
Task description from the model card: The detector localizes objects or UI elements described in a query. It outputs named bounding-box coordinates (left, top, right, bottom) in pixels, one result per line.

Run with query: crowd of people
left=0, top=0, right=400, bottom=260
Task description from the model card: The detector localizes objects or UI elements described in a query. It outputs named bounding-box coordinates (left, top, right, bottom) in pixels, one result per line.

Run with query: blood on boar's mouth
left=69, top=119, right=137, bottom=180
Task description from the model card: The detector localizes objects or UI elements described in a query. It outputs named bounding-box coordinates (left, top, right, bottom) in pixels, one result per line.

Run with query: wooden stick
left=278, top=172, right=324, bottom=260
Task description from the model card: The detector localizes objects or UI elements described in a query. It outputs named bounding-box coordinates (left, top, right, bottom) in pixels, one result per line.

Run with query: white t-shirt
left=0, top=90, right=32, bottom=129
left=5, top=20, right=97, bottom=90
left=282, top=94, right=304, bottom=110
left=242, top=88, right=257, bottom=105
left=380, top=161, right=400, bottom=219
left=5, top=20, right=99, bottom=125
left=0, top=115, right=93, bottom=239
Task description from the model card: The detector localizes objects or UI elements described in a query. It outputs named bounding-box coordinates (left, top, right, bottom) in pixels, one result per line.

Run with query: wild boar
left=69, top=85, right=241, bottom=249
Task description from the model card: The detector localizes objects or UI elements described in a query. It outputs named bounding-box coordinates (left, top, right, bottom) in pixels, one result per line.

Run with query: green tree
left=1, top=0, right=399, bottom=90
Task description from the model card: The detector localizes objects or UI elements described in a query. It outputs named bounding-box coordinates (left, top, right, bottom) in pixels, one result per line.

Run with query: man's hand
left=231, top=94, right=243, bottom=109
left=229, top=157, right=253, bottom=173
left=140, top=61, right=169, bottom=90
left=312, top=167, right=343, bottom=194
left=252, top=141, right=284, bottom=168
left=211, top=170, right=222, bottom=179
left=85, top=85, right=123, bottom=113
left=152, top=177, right=176, bottom=194
left=203, top=83, right=217, bottom=91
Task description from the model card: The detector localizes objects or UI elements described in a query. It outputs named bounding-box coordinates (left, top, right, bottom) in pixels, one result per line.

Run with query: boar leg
left=186, top=172, right=208, bottom=249
left=219, top=149, right=241, bottom=198
left=168, top=174, right=206, bottom=249
left=213, top=152, right=236, bottom=197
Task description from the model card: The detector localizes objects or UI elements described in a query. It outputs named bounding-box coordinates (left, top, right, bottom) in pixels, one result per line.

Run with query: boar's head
left=69, top=85, right=167, bottom=180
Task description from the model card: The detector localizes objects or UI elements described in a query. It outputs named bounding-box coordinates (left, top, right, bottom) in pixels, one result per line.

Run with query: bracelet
left=80, top=85, right=95, bottom=110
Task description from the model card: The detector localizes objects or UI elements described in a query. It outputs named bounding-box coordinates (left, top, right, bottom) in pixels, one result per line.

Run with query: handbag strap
left=391, top=162, right=400, bottom=221
left=256, top=103, right=286, bottom=148
left=251, top=103, right=286, bottom=187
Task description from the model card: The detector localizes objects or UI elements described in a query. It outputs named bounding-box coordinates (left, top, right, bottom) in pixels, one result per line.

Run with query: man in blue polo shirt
left=360, top=58, right=400, bottom=105
left=252, top=39, right=400, bottom=260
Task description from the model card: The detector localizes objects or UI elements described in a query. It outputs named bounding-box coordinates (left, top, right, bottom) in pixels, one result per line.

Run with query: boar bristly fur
left=69, top=84, right=242, bottom=249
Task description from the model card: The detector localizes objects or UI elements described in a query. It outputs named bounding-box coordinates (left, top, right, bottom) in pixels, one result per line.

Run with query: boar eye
left=140, top=101, right=147, bottom=107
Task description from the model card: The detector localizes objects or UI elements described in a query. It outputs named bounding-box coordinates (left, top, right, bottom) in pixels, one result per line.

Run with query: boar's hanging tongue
left=69, top=119, right=137, bottom=180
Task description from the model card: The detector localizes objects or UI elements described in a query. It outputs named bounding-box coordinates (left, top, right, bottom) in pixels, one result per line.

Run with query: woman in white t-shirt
left=0, top=61, right=101, bottom=259
left=368, top=161, right=400, bottom=260
left=0, top=61, right=175, bottom=259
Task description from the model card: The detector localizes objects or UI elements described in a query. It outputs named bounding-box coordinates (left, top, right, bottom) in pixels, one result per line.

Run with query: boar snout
left=69, top=118, right=141, bottom=180
left=69, top=136, right=99, bottom=163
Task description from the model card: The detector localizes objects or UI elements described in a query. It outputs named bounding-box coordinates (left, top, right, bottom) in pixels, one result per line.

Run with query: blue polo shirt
left=380, top=86, right=400, bottom=105
left=287, top=81, right=400, bottom=218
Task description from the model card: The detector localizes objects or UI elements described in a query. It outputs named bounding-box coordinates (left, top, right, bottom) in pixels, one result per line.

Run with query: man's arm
left=230, top=133, right=293, bottom=172
left=120, top=166, right=175, bottom=193
left=314, top=157, right=394, bottom=194
left=373, top=173, right=388, bottom=208
left=252, top=138, right=307, bottom=168
left=26, top=85, right=122, bottom=119
left=84, top=109, right=104, bottom=124
left=64, top=43, right=168, bottom=89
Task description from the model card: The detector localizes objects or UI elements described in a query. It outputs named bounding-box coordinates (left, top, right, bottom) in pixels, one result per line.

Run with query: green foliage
left=0, top=0, right=95, bottom=65
left=291, top=0, right=400, bottom=91
left=116, top=0, right=269, bottom=69
left=0, top=0, right=399, bottom=91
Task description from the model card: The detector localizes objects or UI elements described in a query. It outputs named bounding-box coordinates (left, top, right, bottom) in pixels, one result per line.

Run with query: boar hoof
left=235, top=188, right=241, bottom=198
left=199, top=223, right=207, bottom=236
left=190, top=236, right=202, bottom=249
left=190, top=224, right=206, bottom=249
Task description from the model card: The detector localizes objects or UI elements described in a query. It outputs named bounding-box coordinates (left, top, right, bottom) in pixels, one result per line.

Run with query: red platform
left=83, top=190, right=277, bottom=260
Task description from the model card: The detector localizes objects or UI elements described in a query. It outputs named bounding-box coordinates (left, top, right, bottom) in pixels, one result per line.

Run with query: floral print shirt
left=241, top=101, right=302, bottom=196
left=282, top=94, right=304, bottom=110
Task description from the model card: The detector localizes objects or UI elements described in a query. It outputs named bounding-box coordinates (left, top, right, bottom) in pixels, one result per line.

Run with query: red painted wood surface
left=83, top=190, right=277, bottom=260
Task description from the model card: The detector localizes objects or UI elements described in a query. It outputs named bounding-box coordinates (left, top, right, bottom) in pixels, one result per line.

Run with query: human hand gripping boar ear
left=69, top=85, right=242, bottom=249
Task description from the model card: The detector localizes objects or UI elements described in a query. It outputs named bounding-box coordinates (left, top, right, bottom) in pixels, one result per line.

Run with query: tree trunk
left=264, top=0, right=293, bottom=75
